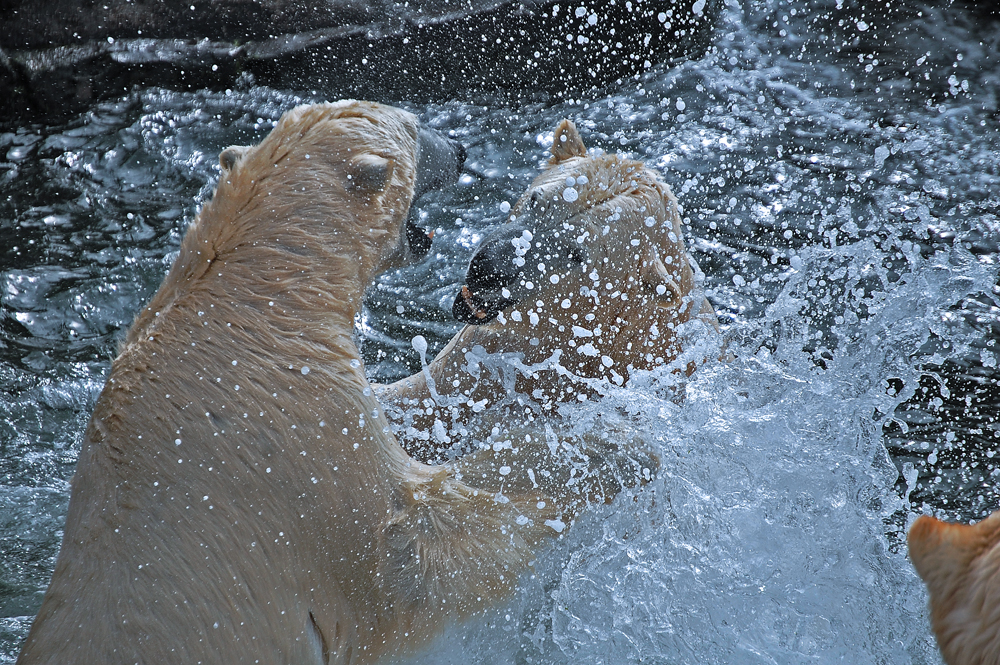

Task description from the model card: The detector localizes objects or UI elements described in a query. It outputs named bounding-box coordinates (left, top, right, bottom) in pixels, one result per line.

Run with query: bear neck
left=135, top=212, right=394, bottom=347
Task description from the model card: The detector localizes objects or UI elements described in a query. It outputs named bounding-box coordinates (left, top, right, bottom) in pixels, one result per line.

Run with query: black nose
left=451, top=223, right=533, bottom=325
left=406, top=220, right=433, bottom=258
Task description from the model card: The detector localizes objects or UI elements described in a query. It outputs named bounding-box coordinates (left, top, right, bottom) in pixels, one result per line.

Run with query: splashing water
left=388, top=230, right=985, bottom=664
left=3, top=0, right=1000, bottom=661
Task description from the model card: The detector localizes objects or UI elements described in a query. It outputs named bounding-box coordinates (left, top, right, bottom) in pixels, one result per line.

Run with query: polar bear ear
left=346, top=153, right=394, bottom=194
left=219, top=145, right=248, bottom=172
left=550, top=120, right=587, bottom=163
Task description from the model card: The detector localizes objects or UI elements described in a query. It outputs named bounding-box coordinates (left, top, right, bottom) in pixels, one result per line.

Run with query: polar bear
left=378, top=120, right=719, bottom=507
left=16, top=101, right=566, bottom=665
left=380, top=120, right=718, bottom=442
left=908, top=512, right=1000, bottom=665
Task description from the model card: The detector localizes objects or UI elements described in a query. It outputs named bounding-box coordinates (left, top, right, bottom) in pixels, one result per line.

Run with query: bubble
left=545, top=519, right=566, bottom=532
left=412, top=335, right=428, bottom=355
left=563, top=187, right=579, bottom=202
left=874, top=145, right=890, bottom=169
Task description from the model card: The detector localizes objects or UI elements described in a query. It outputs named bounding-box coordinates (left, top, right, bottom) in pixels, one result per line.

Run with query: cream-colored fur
left=909, top=512, right=1000, bottom=665
left=378, top=120, right=719, bottom=507
left=17, top=102, right=557, bottom=665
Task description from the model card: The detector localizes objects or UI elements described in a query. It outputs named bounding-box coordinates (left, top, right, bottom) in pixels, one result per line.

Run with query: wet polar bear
left=17, top=101, right=569, bottom=665
left=380, top=120, right=720, bottom=510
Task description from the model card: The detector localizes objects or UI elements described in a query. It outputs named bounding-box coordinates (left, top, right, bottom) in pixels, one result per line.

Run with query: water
left=2, top=0, right=998, bottom=661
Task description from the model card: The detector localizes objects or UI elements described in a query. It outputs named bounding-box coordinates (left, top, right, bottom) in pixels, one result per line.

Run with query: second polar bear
left=379, top=120, right=720, bottom=505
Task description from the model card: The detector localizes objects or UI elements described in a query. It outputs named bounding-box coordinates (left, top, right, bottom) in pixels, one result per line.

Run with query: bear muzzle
left=406, top=126, right=466, bottom=259
left=452, top=221, right=587, bottom=325
left=413, top=126, right=466, bottom=201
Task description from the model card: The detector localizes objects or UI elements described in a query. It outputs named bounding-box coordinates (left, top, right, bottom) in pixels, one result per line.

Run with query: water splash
left=393, top=231, right=987, bottom=664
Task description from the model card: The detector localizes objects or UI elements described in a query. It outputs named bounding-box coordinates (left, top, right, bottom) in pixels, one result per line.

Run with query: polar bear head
left=125, top=100, right=465, bottom=349
left=451, top=120, right=710, bottom=381
left=908, top=512, right=1000, bottom=665
left=185, top=101, right=464, bottom=287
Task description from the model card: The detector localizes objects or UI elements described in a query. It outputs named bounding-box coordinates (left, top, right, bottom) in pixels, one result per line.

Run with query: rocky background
left=0, top=0, right=722, bottom=125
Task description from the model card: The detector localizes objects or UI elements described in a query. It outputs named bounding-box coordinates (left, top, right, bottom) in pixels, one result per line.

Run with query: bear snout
left=413, top=126, right=466, bottom=200
left=451, top=224, right=531, bottom=324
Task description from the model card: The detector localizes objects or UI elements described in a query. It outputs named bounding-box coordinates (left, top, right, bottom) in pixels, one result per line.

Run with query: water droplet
left=411, top=335, right=428, bottom=355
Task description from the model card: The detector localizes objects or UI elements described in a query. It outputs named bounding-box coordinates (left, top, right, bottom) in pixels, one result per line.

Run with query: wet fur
left=909, top=512, right=1000, bottom=665
left=18, top=102, right=557, bottom=665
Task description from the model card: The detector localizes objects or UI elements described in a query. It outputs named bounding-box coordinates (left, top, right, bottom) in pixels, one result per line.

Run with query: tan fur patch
left=909, top=512, right=1000, bottom=665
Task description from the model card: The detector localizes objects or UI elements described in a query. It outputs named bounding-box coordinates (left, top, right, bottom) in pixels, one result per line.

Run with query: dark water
left=2, top=0, right=999, bottom=661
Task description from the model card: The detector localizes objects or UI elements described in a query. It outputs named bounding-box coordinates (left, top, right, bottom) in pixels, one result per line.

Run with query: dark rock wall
left=0, top=0, right=722, bottom=126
